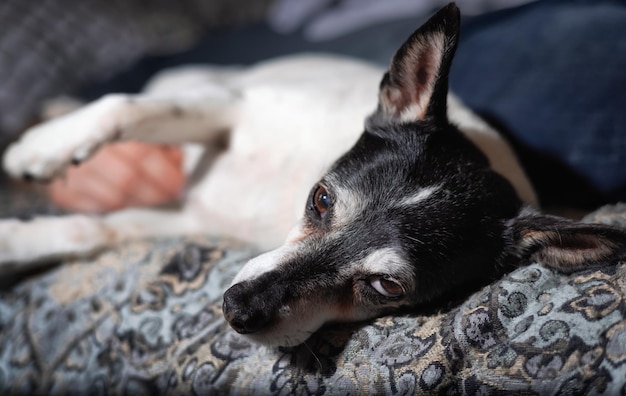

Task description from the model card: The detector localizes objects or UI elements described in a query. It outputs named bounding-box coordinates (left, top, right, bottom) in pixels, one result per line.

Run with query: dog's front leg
left=3, top=87, right=239, bottom=181
left=0, top=206, right=204, bottom=273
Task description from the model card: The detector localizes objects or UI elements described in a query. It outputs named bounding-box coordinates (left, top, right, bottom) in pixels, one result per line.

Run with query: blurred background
left=0, top=0, right=624, bottom=214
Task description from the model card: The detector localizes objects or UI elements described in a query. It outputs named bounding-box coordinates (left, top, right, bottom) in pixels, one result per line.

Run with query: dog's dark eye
left=370, top=276, right=404, bottom=298
left=312, top=185, right=331, bottom=217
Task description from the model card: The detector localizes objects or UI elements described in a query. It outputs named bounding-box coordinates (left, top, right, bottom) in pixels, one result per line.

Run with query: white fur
left=357, top=247, right=413, bottom=284
left=230, top=244, right=295, bottom=285
left=330, top=184, right=442, bottom=229
left=0, top=54, right=535, bottom=270
left=398, top=185, right=440, bottom=207
left=0, top=216, right=111, bottom=270
left=329, top=184, right=369, bottom=227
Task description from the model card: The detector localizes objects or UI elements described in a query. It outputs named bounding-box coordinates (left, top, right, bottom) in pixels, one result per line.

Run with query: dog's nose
left=223, top=283, right=273, bottom=334
left=224, top=310, right=265, bottom=335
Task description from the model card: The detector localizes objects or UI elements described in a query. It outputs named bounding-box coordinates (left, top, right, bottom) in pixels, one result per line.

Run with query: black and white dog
left=2, top=4, right=625, bottom=346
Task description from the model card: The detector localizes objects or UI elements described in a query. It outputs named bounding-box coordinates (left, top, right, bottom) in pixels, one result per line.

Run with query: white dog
left=1, top=5, right=534, bottom=272
left=7, top=4, right=624, bottom=349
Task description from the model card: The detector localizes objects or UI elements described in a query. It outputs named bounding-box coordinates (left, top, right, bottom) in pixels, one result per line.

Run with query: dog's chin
left=240, top=327, right=316, bottom=348
left=232, top=305, right=383, bottom=347
left=233, top=303, right=341, bottom=347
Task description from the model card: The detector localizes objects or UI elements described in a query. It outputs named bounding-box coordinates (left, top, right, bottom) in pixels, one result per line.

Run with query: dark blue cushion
left=450, top=0, right=626, bottom=208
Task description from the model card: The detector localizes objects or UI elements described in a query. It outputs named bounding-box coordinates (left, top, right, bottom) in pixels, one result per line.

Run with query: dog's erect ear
left=376, top=3, right=460, bottom=124
left=506, top=209, right=626, bottom=274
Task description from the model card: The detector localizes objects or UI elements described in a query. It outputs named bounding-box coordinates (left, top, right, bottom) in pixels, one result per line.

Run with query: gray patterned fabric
left=0, top=206, right=625, bottom=394
left=0, top=0, right=272, bottom=141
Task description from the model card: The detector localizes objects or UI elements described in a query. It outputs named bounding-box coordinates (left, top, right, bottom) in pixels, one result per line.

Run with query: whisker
left=303, top=340, right=323, bottom=371
left=405, top=235, right=426, bottom=245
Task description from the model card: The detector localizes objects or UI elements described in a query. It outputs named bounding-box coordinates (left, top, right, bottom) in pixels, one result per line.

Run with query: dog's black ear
left=375, top=3, right=460, bottom=124
left=506, top=208, right=626, bottom=274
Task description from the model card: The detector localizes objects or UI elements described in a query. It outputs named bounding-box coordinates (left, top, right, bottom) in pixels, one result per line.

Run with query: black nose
left=223, top=283, right=273, bottom=334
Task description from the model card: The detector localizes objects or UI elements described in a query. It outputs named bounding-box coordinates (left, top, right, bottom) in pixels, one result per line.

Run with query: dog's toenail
left=71, top=157, right=82, bottom=165
left=23, top=172, right=35, bottom=182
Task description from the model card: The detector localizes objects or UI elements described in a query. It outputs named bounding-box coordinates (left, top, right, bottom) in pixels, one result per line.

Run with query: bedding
left=1, top=205, right=625, bottom=394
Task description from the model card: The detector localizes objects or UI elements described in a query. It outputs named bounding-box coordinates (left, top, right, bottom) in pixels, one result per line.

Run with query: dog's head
left=223, top=3, right=626, bottom=346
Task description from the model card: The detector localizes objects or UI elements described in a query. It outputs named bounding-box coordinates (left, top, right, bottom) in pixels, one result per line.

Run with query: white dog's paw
left=3, top=95, right=126, bottom=181
left=0, top=215, right=113, bottom=273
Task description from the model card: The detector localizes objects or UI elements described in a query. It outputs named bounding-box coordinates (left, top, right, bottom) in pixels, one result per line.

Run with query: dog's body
left=0, top=42, right=534, bottom=265
left=2, top=4, right=625, bottom=347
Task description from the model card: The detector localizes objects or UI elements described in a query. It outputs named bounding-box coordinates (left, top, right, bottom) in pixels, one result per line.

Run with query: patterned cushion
left=0, top=207, right=625, bottom=394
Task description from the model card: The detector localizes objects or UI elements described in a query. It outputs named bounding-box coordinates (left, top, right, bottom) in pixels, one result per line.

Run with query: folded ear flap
left=375, top=3, right=460, bottom=124
left=506, top=209, right=626, bottom=274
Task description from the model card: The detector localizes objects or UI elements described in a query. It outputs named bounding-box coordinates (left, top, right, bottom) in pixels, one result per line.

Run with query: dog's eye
left=312, top=185, right=331, bottom=217
left=370, top=276, right=404, bottom=298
